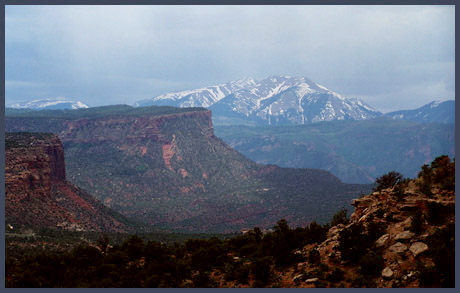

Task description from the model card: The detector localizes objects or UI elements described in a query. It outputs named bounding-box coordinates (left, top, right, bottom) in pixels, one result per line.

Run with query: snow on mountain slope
left=135, top=75, right=382, bottom=125
left=386, top=100, right=455, bottom=124
left=9, top=98, right=89, bottom=110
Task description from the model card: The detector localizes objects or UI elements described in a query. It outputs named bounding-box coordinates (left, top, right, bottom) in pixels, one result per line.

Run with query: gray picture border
left=1, top=1, right=457, bottom=292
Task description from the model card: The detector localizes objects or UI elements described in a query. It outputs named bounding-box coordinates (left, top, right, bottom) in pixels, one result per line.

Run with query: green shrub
left=338, top=223, right=368, bottom=263
left=330, top=208, right=349, bottom=226
left=374, top=171, right=403, bottom=192
left=393, top=183, right=406, bottom=201
left=374, top=208, right=384, bottom=218
left=308, top=248, right=321, bottom=265
left=251, top=256, right=273, bottom=287
left=410, top=210, right=424, bottom=235
left=427, top=202, right=452, bottom=225
left=327, top=268, right=345, bottom=283
left=359, top=250, right=384, bottom=277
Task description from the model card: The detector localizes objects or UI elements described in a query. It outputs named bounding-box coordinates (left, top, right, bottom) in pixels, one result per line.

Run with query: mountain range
left=135, top=75, right=383, bottom=126
left=8, top=76, right=454, bottom=125
left=8, top=98, right=89, bottom=110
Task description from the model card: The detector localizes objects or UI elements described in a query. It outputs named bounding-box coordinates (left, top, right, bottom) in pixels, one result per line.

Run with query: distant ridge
left=386, top=100, right=454, bottom=124
left=9, top=97, right=89, bottom=110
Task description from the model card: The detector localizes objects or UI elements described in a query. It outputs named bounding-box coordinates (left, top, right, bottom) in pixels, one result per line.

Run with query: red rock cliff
left=5, top=133, right=131, bottom=233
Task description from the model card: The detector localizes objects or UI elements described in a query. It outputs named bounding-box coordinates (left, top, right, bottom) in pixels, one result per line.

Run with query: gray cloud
left=6, top=5, right=455, bottom=111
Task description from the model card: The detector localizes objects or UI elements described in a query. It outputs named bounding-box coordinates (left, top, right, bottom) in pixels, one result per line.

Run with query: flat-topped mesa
left=60, top=109, right=214, bottom=143
left=5, top=105, right=214, bottom=144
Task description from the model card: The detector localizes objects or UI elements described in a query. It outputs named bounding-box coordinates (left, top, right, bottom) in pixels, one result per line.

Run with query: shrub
left=330, top=208, right=349, bottom=226
left=327, top=268, right=345, bottom=283
left=393, top=183, right=406, bottom=201
left=305, top=221, right=328, bottom=244
left=410, top=210, right=424, bottom=235
left=427, top=202, right=452, bottom=225
left=366, top=219, right=386, bottom=243
left=352, top=273, right=376, bottom=288
left=374, top=208, right=385, bottom=218
left=374, top=171, right=403, bottom=192
left=359, top=250, right=384, bottom=277
left=308, top=248, right=321, bottom=265
left=425, top=225, right=455, bottom=288
left=251, top=256, right=273, bottom=287
left=121, top=235, right=145, bottom=260
left=192, top=271, right=215, bottom=288
left=338, top=223, right=368, bottom=263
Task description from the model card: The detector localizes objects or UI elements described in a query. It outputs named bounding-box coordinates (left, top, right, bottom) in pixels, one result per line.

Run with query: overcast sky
left=5, top=5, right=455, bottom=113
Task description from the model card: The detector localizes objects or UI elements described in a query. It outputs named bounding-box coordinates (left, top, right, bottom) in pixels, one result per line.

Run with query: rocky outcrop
left=278, top=161, right=455, bottom=288
left=5, top=133, right=132, bottom=233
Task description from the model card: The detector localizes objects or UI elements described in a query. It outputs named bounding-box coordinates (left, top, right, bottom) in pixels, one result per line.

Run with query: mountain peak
left=9, top=97, right=89, bottom=110
left=134, top=75, right=382, bottom=125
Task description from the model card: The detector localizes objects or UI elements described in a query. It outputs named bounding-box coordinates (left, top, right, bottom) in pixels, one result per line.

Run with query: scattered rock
left=376, top=234, right=390, bottom=247
left=410, top=242, right=428, bottom=257
left=305, top=278, right=319, bottom=284
left=395, top=231, right=415, bottom=241
left=297, top=262, right=306, bottom=270
left=389, top=242, right=408, bottom=254
left=401, top=217, right=412, bottom=228
left=358, top=214, right=367, bottom=222
left=382, top=267, right=394, bottom=279
left=293, top=274, right=304, bottom=282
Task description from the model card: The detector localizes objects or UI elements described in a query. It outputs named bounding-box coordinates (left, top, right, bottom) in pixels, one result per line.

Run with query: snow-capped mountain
left=386, top=100, right=455, bottom=124
left=134, top=77, right=259, bottom=108
left=134, top=75, right=382, bottom=125
left=8, top=98, right=89, bottom=110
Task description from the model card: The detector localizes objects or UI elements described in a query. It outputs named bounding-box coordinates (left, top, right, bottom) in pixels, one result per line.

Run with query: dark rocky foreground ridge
left=5, top=156, right=454, bottom=288
left=6, top=105, right=372, bottom=232
left=5, top=132, right=134, bottom=233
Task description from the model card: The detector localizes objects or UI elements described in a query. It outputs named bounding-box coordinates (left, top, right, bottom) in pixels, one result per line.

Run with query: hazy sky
left=5, top=5, right=455, bottom=113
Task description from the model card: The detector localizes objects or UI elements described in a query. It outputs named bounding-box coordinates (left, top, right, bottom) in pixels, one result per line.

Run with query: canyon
left=6, top=105, right=372, bottom=232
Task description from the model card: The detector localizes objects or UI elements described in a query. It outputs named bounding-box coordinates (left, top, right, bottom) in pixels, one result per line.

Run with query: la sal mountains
left=133, top=75, right=453, bottom=125
left=6, top=105, right=372, bottom=233
left=10, top=75, right=453, bottom=125
left=135, top=75, right=382, bottom=126
left=8, top=97, right=89, bottom=110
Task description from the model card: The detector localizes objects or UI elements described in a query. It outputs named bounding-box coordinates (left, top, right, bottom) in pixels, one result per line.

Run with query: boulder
left=376, top=234, right=390, bottom=247
left=401, top=217, right=412, bottom=228
left=305, top=278, right=319, bottom=284
left=409, top=242, right=428, bottom=257
left=293, top=274, right=304, bottom=282
left=395, top=231, right=415, bottom=241
left=389, top=242, right=408, bottom=254
left=381, top=267, right=394, bottom=279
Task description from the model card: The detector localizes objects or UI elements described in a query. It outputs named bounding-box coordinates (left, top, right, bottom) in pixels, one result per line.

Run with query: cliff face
left=5, top=133, right=133, bottom=233
left=6, top=106, right=372, bottom=233
left=6, top=133, right=65, bottom=199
